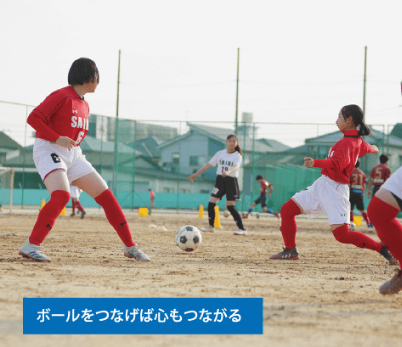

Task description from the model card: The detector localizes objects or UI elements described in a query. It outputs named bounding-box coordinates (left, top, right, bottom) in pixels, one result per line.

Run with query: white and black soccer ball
left=176, top=225, right=202, bottom=252
left=223, top=210, right=230, bottom=218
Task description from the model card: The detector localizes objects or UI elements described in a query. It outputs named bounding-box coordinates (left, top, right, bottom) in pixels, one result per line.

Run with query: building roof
left=158, top=122, right=289, bottom=153
left=0, top=132, right=23, bottom=150
left=127, top=136, right=161, bottom=158
left=305, top=127, right=402, bottom=147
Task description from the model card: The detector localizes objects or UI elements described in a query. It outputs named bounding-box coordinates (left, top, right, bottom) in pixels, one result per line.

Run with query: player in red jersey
left=270, top=104, right=396, bottom=265
left=368, top=154, right=391, bottom=198
left=19, top=58, right=150, bottom=262
left=349, top=160, right=371, bottom=231
left=368, top=167, right=402, bottom=294
left=242, top=175, right=279, bottom=219
left=367, top=154, right=391, bottom=230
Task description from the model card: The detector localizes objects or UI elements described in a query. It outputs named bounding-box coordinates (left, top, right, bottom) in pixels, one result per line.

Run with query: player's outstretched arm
left=189, top=163, right=212, bottom=181
left=222, top=165, right=239, bottom=177
left=304, top=157, right=315, bottom=168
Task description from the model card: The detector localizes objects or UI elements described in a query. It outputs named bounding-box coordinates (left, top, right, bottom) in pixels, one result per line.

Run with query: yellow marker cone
left=214, top=205, right=221, bottom=228
left=60, top=206, right=66, bottom=216
left=354, top=215, right=362, bottom=227
left=199, top=205, right=204, bottom=218
left=40, top=199, right=45, bottom=210
left=139, top=207, right=149, bottom=217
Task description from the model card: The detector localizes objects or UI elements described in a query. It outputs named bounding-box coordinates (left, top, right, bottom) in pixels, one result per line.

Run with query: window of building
left=172, top=153, right=180, bottom=164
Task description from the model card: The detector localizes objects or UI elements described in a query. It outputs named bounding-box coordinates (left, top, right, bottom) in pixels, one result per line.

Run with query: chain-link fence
left=0, top=101, right=400, bottom=214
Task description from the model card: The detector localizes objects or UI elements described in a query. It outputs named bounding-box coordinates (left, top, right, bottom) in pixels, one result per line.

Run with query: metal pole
left=235, top=48, right=240, bottom=135
left=113, top=50, right=121, bottom=196
left=242, top=122, right=246, bottom=212
left=363, top=46, right=367, bottom=119
left=176, top=121, right=182, bottom=213
left=131, top=121, right=136, bottom=209
left=10, top=169, right=14, bottom=214
left=251, top=123, right=256, bottom=204
left=21, top=106, right=28, bottom=209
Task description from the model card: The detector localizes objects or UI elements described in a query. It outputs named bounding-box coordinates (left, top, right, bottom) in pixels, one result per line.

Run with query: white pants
left=382, top=166, right=402, bottom=200
left=70, top=185, right=81, bottom=199
left=292, top=175, right=350, bottom=225
left=33, top=138, right=95, bottom=184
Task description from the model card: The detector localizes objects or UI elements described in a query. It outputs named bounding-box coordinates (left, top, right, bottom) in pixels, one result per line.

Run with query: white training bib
left=208, top=150, right=242, bottom=178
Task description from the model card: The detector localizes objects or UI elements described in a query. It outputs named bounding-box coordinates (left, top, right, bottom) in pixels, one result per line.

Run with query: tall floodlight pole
left=113, top=49, right=121, bottom=195
left=363, top=46, right=367, bottom=120
left=235, top=48, right=240, bottom=135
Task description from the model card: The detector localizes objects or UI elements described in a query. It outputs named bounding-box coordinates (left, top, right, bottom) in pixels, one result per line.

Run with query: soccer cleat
left=200, top=225, right=215, bottom=232
left=270, top=246, right=299, bottom=260
left=380, top=245, right=398, bottom=265
left=234, top=229, right=247, bottom=235
left=242, top=214, right=249, bottom=219
left=80, top=211, right=86, bottom=219
left=19, top=238, right=51, bottom=262
left=379, top=269, right=402, bottom=295
left=124, top=245, right=150, bottom=261
left=368, top=225, right=374, bottom=233
left=70, top=212, right=76, bottom=217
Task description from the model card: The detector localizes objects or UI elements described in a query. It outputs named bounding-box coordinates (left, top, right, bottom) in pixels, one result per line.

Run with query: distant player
left=242, top=175, right=279, bottom=219
left=188, top=134, right=246, bottom=235
left=368, top=154, right=391, bottom=198
left=368, top=167, right=402, bottom=294
left=367, top=154, right=391, bottom=230
left=70, top=185, right=86, bottom=219
left=19, top=58, right=149, bottom=262
left=349, top=160, right=371, bottom=231
left=148, top=188, right=155, bottom=209
left=270, top=104, right=396, bottom=265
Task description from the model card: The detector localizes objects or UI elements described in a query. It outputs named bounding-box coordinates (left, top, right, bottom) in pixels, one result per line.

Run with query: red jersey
left=349, top=168, right=367, bottom=191
left=260, top=180, right=270, bottom=196
left=30, top=86, right=90, bottom=146
left=315, top=130, right=376, bottom=184
left=370, top=164, right=391, bottom=186
left=149, top=190, right=155, bottom=198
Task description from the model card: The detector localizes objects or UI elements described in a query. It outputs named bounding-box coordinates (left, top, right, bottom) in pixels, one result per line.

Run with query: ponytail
left=342, top=105, right=371, bottom=137
left=227, top=134, right=243, bottom=156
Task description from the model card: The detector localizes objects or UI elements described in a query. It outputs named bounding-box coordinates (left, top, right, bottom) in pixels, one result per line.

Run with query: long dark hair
left=227, top=134, right=242, bottom=156
left=341, top=104, right=370, bottom=136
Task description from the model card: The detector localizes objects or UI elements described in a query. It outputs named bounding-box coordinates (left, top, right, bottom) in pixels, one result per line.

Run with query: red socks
left=280, top=199, right=302, bottom=249
left=72, top=200, right=76, bottom=213
left=30, top=190, right=71, bottom=246
left=368, top=196, right=402, bottom=266
left=361, top=211, right=369, bottom=226
left=95, top=189, right=135, bottom=247
left=332, top=224, right=382, bottom=252
left=75, top=201, right=84, bottom=212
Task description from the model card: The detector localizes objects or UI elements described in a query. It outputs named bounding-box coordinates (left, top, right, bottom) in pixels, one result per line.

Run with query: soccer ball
left=176, top=225, right=202, bottom=252
left=223, top=210, right=230, bottom=218
left=350, top=222, right=356, bottom=231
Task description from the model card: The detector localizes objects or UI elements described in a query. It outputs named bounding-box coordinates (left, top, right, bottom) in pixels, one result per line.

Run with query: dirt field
left=0, top=210, right=401, bottom=347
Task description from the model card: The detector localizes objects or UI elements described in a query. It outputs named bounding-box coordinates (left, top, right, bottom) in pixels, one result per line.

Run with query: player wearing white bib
left=189, top=134, right=246, bottom=234
left=19, top=58, right=149, bottom=262
left=270, top=105, right=396, bottom=265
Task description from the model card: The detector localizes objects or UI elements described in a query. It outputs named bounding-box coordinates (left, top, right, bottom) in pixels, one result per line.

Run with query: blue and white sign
left=23, top=298, right=263, bottom=335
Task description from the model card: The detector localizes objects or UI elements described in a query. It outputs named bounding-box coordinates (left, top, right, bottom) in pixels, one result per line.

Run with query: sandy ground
left=0, top=210, right=401, bottom=347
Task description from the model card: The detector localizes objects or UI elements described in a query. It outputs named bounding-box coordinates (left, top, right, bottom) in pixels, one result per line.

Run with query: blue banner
left=23, top=298, right=263, bottom=335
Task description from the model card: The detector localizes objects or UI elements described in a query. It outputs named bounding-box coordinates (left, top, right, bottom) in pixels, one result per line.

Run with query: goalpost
left=0, top=167, right=15, bottom=214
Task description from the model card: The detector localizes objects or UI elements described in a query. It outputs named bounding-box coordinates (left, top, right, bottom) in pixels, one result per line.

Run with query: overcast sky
left=1, top=0, right=401, bottom=147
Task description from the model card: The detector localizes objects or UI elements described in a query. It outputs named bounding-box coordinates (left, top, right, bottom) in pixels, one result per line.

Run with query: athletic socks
left=95, top=189, right=135, bottom=247
left=248, top=208, right=253, bottom=214
left=71, top=200, right=76, bottom=213
left=227, top=205, right=245, bottom=230
left=350, top=211, right=354, bottom=223
left=75, top=201, right=84, bottom=213
left=332, top=224, right=382, bottom=252
left=29, top=190, right=71, bottom=246
left=368, top=196, right=402, bottom=265
left=208, top=202, right=216, bottom=226
left=280, top=199, right=301, bottom=249
left=266, top=209, right=275, bottom=215
left=361, top=211, right=369, bottom=226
